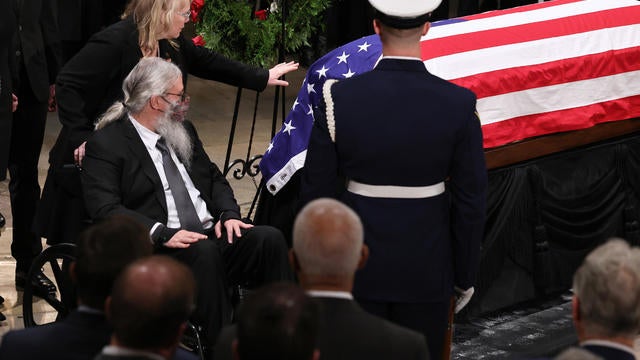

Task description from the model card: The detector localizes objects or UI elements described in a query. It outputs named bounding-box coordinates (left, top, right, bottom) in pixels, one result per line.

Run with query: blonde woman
left=36, top=0, right=298, bottom=245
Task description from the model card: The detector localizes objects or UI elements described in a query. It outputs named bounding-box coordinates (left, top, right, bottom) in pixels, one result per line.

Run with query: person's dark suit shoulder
left=213, top=297, right=429, bottom=360
left=0, top=311, right=198, bottom=360
left=315, top=298, right=429, bottom=360
left=0, top=311, right=110, bottom=360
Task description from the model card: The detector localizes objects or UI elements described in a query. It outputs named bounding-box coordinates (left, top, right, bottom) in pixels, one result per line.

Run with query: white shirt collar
left=101, top=345, right=165, bottom=360
left=374, top=55, right=426, bottom=70
left=580, top=339, right=636, bottom=356
left=77, top=305, right=103, bottom=315
left=307, top=290, right=353, bottom=300
left=129, top=114, right=161, bottom=151
left=381, top=55, right=423, bottom=61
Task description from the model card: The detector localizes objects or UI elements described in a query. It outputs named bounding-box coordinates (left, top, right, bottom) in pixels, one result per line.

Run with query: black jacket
left=81, top=117, right=242, bottom=231
left=214, top=296, right=430, bottom=360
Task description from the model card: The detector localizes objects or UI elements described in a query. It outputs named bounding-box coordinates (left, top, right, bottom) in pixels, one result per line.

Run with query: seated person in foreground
left=565, top=238, right=640, bottom=360
left=0, top=215, right=154, bottom=360
left=95, top=255, right=196, bottom=360
left=233, top=283, right=320, bottom=360
left=81, top=57, right=292, bottom=348
left=215, top=198, right=429, bottom=360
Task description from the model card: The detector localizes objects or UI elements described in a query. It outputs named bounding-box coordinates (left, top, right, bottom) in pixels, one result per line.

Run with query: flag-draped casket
left=261, top=0, right=640, bottom=194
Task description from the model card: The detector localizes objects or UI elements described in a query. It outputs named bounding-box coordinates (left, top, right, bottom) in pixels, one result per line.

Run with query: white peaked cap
left=368, top=0, right=443, bottom=18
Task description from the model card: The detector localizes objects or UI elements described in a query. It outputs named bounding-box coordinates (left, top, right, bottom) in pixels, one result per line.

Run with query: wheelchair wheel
left=23, top=243, right=77, bottom=327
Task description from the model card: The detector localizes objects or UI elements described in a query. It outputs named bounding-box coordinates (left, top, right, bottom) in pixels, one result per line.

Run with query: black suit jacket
left=0, top=310, right=110, bottom=360
left=582, top=343, right=636, bottom=360
left=214, top=296, right=430, bottom=360
left=81, top=116, right=241, bottom=231
left=0, top=2, right=17, bottom=177
left=12, top=0, right=61, bottom=101
left=0, top=310, right=198, bottom=360
left=94, top=355, right=159, bottom=360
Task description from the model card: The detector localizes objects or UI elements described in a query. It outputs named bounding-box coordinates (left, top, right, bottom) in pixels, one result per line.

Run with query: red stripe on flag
left=482, top=95, right=640, bottom=148
left=462, top=0, right=585, bottom=21
left=422, top=6, right=640, bottom=60
left=450, top=47, right=640, bottom=98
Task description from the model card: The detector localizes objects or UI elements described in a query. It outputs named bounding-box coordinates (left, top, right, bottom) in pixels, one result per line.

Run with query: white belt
left=347, top=180, right=445, bottom=199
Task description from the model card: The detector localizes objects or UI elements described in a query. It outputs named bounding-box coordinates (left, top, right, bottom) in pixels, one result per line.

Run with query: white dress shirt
left=129, top=116, right=214, bottom=233
left=307, top=290, right=354, bottom=300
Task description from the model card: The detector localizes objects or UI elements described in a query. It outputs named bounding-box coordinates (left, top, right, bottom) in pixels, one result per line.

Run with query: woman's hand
left=11, top=93, right=17, bottom=112
left=268, top=61, right=299, bottom=87
left=48, top=84, right=57, bottom=112
left=74, top=141, right=87, bottom=166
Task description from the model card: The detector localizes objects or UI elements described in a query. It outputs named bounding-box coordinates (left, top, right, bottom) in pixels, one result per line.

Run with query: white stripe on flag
left=425, top=0, right=640, bottom=39
left=478, top=70, right=640, bottom=125
left=265, top=150, right=307, bottom=194
left=425, top=24, right=640, bottom=80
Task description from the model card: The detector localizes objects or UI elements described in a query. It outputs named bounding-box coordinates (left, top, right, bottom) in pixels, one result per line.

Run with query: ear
left=149, top=94, right=164, bottom=111
left=312, top=349, right=320, bottom=360
left=422, top=22, right=430, bottom=36
left=357, top=244, right=369, bottom=270
left=69, top=261, right=78, bottom=285
left=572, top=295, right=580, bottom=323
left=175, top=322, right=187, bottom=344
left=104, top=296, right=113, bottom=320
left=373, top=19, right=382, bottom=35
left=232, top=339, right=240, bottom=360
left=289, top=249, right=301, bottom=273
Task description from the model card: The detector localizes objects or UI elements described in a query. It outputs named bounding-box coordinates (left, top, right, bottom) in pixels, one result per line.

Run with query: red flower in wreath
left=190, top=0, right=205, bottom=23
left=254, top=9, right=268, bottom=21
left=192, top=35, right=206, bottom=47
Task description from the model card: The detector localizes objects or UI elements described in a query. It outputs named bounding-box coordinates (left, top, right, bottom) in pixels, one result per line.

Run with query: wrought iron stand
left=222, top=0, right=288, bottom=220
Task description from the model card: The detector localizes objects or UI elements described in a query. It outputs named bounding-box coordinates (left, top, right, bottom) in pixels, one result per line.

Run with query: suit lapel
left=182, top=122, right=214, bottom=206
left=120, top=119, right=168, bottom=215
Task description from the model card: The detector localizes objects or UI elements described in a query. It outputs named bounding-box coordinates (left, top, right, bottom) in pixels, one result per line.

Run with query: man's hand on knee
left=165, top=230, right=208, bottom=248
left=214, top=219, right=254, bottom=244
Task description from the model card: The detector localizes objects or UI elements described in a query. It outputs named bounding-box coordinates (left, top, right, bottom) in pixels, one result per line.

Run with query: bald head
left=293, top=199, right=364, bottom=277
left=109, top=255, right=196, bottom=350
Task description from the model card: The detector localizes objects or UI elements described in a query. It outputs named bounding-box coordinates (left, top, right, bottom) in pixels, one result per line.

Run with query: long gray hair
left=95, top=57, right=182, bottom=129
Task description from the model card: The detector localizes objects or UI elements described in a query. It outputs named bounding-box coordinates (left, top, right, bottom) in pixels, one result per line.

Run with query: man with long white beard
left=81, top=57, right=292, bottom=352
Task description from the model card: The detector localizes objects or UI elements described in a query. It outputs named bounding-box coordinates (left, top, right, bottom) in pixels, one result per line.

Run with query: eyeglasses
left=163, top=92, right=189, bottom=103
left=176, top=9, right=191, bottom=20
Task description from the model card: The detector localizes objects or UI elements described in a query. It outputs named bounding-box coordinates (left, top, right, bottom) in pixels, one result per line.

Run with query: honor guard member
left=300, top=0, right=488, bottom=358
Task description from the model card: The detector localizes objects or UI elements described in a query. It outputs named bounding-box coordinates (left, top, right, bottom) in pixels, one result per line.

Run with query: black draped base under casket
left=255, top=131, right=640, bottom=316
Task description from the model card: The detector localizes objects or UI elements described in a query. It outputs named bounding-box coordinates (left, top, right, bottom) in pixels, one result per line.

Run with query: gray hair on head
left=95, top=57, right=182, bottom=129
left=293, top=198, right=364, bottom=277
left=573, top=238, right=640, bottom=339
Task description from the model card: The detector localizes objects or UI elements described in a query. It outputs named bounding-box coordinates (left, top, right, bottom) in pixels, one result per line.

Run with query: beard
left=155, top=111, right=193, bottom=168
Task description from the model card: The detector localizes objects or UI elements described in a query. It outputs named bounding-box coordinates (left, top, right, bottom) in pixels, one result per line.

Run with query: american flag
left=261, top=0, right=640, bottom=194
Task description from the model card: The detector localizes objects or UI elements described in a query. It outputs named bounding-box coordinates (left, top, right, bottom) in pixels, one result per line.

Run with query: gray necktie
left=156, top=138, right=203, bottom=232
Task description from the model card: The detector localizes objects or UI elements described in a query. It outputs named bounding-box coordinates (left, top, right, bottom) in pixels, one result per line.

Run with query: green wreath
left=193, top=0, right=330, bottom=67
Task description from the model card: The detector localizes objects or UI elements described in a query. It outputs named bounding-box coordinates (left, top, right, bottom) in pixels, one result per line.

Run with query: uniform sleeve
left=300, top=95, right=340, bottom=206
left=449, top=98, right=488, bottom=290
left=179, top=35, right=269, bottom=92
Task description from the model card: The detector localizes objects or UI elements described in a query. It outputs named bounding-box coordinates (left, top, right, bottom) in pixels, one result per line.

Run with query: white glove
left=454, top=286, right=474, bottom=313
